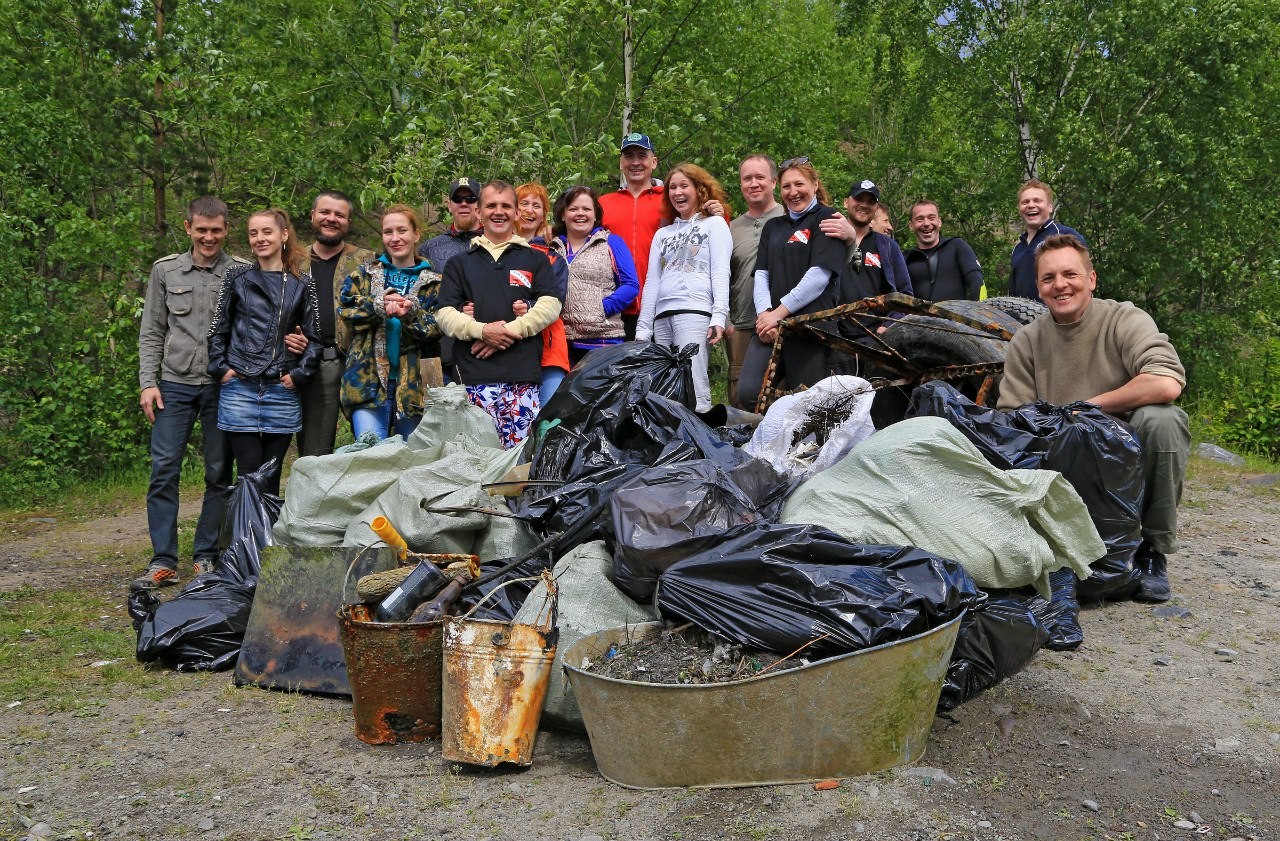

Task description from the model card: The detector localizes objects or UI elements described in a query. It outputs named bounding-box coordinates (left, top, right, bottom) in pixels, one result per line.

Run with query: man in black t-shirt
left=904, top=199, right=984, bottom=302
left=298, top=190, right=373, bottom=456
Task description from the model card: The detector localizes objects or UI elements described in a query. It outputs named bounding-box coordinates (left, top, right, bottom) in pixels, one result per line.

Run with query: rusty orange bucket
left=337, top=604, right=444, bottom=745
left=440, top=575, right=558, bottom=766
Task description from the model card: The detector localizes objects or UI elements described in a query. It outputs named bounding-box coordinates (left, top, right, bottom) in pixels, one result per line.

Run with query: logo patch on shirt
left=864, top=252, right=882, bottom=268
left=509, top=270, right=532, bottom=288
left=787, top=229, right=811, bottom=245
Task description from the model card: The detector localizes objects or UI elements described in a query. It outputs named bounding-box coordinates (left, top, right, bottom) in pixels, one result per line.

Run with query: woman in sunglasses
left=736, top=157, right=846, bottom=408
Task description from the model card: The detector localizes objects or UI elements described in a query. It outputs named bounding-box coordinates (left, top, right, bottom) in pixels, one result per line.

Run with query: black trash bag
left=910, top=385, right=1144, bottom=602
left=539, top=340, right=697, bottom=426
left=1006, top=401, right=1144, bottom=602
left=517, top=441, right=699, bottom=556
left=937, top=592, right=1052, bottom=712
left=526, top=342, right=697, bottom=478
left=611, top=458, right=791, bottom=601
left=517, top=391, right=759, bottom=556
left=907, top=381, right=1048, bottom=469
left=714, top=423, right=756, bottom=447
left=130, top=578, right=256, bottom=671
left=214, top=461, right=283, bottom=586
left=130, top=463, right=281, bottom=671
left=456, top=553, right=553, bottom=622
left=654, top=522, right=984, bottom=659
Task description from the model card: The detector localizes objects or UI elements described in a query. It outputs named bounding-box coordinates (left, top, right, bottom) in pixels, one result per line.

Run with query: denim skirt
left=217, top=377, right=302, bottom=434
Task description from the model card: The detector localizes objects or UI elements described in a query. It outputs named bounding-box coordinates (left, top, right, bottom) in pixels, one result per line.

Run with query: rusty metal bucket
left=337, top=604, right=444, bottom=745
left=440, top=575, right=558, bottom=766
left=562, top=615, right=962, bottom=789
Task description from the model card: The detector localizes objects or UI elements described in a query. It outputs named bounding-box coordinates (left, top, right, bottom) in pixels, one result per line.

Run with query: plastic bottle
left=374, top=560, right=447, bottom=622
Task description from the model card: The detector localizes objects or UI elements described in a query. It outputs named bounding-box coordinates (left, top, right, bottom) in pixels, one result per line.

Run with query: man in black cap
left=419, top=177, right=483, bottom=381
left=820, top=179, right=912, bottom=320
left=419, top=177, right=483, bottom=270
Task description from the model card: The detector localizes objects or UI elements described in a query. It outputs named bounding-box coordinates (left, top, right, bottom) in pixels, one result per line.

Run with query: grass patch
left=0, top=583, right=162, bottom=709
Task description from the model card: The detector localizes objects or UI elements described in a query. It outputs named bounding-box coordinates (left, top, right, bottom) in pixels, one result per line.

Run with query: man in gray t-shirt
left=728, top=155, right=784, bottom=408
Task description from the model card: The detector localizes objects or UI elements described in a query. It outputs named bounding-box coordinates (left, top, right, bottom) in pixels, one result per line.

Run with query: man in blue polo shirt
left=1008, top=178, right=1086, bottom=299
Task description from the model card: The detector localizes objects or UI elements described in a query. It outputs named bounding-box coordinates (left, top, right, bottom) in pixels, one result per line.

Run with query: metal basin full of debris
left=562, top=617, right=963, bottom=789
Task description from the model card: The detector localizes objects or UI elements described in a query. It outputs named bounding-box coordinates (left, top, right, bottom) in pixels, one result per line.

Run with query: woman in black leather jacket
left=208, top=208, right=320, bottom=494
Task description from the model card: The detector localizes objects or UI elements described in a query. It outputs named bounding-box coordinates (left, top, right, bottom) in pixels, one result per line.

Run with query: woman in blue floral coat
left=338, top=204, right=441, bottom=440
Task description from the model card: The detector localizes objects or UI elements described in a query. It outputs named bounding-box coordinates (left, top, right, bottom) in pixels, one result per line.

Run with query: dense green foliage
left=1, top=0, right=1277, bottom=500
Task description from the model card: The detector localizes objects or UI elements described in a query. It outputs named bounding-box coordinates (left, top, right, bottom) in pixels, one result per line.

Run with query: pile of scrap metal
left=755, top=292, right=1045, bottom=427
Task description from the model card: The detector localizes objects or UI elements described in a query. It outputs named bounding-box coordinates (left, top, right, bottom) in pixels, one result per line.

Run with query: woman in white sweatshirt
left=636, top=163, right=732, bottom=412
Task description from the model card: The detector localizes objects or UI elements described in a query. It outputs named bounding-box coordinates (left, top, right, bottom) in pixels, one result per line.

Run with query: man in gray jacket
left=133, top=196, right=246, bottom=590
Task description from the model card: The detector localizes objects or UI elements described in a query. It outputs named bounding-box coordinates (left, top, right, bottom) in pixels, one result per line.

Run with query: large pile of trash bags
left=132, top=342, right=1147, bottom=722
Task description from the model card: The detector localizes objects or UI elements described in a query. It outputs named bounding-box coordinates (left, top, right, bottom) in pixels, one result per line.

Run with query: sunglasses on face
left=452, top=195, right=478, bottom=204
left=780, top=156, right=811, bottom=170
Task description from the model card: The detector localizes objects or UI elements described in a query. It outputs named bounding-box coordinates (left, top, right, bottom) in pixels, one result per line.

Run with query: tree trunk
left=622, top=11, right=634, bottom=138
left=152, top=0, right=167, bottom=235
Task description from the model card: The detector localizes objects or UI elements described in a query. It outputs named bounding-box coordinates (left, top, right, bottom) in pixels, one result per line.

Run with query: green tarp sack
left=781, top=417, right=1103, bottom=597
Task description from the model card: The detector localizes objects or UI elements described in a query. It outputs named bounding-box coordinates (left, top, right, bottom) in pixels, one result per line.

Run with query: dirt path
left=1, top=462, right=1277, bottom=841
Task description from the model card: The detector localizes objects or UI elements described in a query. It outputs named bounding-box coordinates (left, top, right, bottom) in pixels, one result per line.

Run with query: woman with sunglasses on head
left=635, top=162, right=732, bottom=412
left=337, top=204, right=441, bottom=441
left=549, top=185, right=640, bottom=366
left=207, top=208, right=321, bottom=496
left=736, top=157, right=846, bottom=408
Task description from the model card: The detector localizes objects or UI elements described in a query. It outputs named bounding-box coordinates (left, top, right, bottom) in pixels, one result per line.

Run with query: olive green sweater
left=998, top=297, right=1185, bottom=417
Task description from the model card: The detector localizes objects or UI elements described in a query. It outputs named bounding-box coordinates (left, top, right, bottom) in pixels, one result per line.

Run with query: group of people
left=134, top=134, right=1190, bottom=606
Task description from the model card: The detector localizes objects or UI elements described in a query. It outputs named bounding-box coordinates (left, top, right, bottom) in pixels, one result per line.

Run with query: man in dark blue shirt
left=1009, top=179, right=1085, bottom=299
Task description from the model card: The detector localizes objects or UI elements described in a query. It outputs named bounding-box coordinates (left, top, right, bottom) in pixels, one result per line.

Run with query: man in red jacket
left=599, top=132, right=665, bottom=340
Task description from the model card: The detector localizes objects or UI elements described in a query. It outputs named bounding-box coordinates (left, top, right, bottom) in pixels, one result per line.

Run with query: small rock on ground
left=1082, top=799, right=1100, bottom=812
left=901, top=767, right=958, bottom=785
left=1196, top=443, right=1246, bottom=465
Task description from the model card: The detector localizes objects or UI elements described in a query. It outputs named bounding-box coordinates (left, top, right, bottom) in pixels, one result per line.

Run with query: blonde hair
left=778, top=161, right=832, bottom=206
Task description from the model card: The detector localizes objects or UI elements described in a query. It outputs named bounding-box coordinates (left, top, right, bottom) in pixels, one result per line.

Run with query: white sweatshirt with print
left=637, top=213, right=732, bottom=337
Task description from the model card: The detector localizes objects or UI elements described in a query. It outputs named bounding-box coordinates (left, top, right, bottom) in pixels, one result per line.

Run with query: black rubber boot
left=1044, top=568, right=1084, bottom=651
left=1133, top=543, right=1172, bottom=603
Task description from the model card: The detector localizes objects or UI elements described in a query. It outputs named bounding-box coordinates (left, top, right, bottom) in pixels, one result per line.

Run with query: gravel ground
left=1, top=459, right=1277, bottom=841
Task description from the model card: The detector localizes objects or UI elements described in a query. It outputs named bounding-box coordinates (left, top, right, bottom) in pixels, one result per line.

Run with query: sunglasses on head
left=780, top=156, right=811, bottom=170
left=452, top=194, right=478, bottom=204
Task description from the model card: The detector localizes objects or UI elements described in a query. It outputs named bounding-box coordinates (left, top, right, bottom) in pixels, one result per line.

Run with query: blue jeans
left=540, top=366, right=566, bottom=406
left=351, top=404, right=421, bottom=440
left=147, top=381, right=233, bottom=569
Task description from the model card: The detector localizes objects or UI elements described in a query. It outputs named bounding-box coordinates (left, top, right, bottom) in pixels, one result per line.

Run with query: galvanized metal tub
left=562, top=615, right=962, bottom=789
left=337, top=605, right=444, bottom=745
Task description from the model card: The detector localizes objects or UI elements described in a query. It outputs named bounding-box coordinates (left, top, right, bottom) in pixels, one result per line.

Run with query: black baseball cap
left=848, top=179, right=881, bottom=201
left=449, top=177, right=478, bottom=199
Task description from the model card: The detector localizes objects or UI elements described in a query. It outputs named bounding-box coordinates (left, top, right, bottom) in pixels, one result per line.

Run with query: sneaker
left=193, top=558, right=216, bottom=577
left=1133, top=544, right=1172, bottom=603
left=131, top=563, right=179, bottom=591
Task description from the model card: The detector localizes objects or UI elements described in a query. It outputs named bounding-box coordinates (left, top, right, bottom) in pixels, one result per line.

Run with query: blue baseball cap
left=620, top=132, right=655, bottom=153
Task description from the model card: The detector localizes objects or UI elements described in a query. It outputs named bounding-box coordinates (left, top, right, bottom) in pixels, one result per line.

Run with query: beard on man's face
left=315, top=230, right=345, bottom=247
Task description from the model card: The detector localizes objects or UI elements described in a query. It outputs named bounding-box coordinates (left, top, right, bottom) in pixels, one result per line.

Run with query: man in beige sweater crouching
left=998, top=234, right=1190, bottom=602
